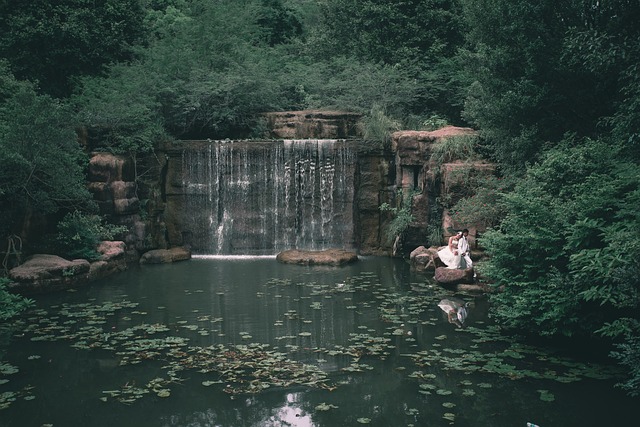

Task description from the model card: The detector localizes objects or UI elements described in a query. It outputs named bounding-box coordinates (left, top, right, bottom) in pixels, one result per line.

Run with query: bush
left=361, top=104, right=401, bottom=150
left=429, top=134, right=479, bottom=166
left=611, top=322, right=640, bottom=397
left=56, top=211, right=128, bottom=261
left=481, top=138, right=640, bottom=338
left=379, top=189, right=418, bottom=242
left=0, top=277, right=33, bottom=320
left=449, top=175, right=513, bottom=229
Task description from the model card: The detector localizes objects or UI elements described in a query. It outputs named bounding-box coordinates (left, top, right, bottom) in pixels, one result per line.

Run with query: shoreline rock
left=139, top=247, right=191, bottom=264
left=8, top=241, right=129, bottom=295
left=276, top=249, right=358, bottom=266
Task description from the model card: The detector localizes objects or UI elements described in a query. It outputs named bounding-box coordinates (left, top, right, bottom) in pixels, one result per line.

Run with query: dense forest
left=0, top=0, right=639, bottom=396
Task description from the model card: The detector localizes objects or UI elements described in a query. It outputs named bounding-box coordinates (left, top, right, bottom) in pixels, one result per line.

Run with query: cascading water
left=180, top=139, right=356, bottom=255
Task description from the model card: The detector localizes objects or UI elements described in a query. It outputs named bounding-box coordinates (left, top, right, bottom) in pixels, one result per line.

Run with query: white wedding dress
left=437, top=239, right=462, bottom=269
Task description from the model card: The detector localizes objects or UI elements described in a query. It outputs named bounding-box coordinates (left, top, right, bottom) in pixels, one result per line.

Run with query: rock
left=276, top=249, right=358, bottom=266
left=409, top=245, right=446, bottom=272
left=262, top=110, right=362, bottom=139
left=113, top=197, right=140, bottom=215
left=434, top=266, right=475, bottom=285
left=88, top=152, right=135, bottom=182
left=139, top=247, right=191, bottom=264
left=89, top=241, right=127, bottom=281
left=96, top=241, right=126, bottom=261
left=8, top=254, right=91, bottom=294
left=7, top=242, right=129, bottom=295
left=391, top=126, right=476, bottom=164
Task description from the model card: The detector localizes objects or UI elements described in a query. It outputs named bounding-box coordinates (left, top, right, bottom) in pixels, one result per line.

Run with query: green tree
left=482, top=139, right=640, bottom=338
left=562, top=0, right=640, bottom=159
left=318, top=0, right=463, bottom=66
left=0, top=0, right=146, bottom=97
left=460, top=0, right=640, bottom=171
left=0, top=64, right=93, bottom=241
left=315, top=0, right=467, bottom=122
left=256, top=0, right=303, bottom=46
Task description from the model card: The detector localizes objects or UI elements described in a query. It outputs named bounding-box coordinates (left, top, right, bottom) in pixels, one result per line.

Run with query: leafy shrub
left=421, top=115, right=449, bottom=131
left=379, top=190, right=418, bottom=241
left=610, top=321, right=640, bottom=397
left=481, top=138, right=640, bottom=339
left=56, top=211, right=128, bottom=261
left=0, top=277, right=33, bottom=320
left=449, top=175, right=513, bottom=229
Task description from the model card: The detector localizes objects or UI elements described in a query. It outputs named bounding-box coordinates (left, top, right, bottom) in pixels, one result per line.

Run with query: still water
left=0, top=257, right=635, bottom=427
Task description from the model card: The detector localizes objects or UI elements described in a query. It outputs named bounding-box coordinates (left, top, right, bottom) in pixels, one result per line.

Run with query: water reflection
left=0, top=257, right=636, bottom=427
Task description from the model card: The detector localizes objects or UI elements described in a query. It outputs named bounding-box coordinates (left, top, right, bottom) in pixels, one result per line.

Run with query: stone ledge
left=276, top=249, right=358, bottom=266
left=262, top=110, right=362, bottom=139
left=139, top=247, right=191, bottom=264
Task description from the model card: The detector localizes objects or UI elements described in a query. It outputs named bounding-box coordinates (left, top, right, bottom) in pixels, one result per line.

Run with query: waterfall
left=180, top=139, right=356, bottom=255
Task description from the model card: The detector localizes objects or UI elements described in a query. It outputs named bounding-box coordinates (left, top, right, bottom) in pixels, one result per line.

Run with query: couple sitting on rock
left=438, top=229, right=472, bottom=270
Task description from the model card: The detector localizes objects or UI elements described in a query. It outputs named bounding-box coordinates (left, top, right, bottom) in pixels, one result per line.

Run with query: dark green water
left=0, top=257, right=635, bottom=427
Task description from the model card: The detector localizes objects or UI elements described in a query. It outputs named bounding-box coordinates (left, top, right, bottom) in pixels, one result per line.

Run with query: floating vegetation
left=315, top=402, right=339, bottom=411
left=537, top=389, right=555, bottom=402
left=0, top=386, right=35, bottom=410
left=0, top=362, right=19, bottom=376
left=442, top=412, right=456, bottom=422
left=0, top=268, right=625, bottom=416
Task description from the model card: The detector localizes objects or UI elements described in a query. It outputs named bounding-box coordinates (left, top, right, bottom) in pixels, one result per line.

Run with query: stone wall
left=355, top=153, right=395, bottom=255
left=87, top=153, right=151, bottom=260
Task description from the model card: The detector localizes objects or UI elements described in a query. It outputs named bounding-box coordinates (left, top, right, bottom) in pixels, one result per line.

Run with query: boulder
left=7, top=242, right=130, bottom=295
left=434, top=266, right=475, bottom=285
left=139, top=247, right=191, bottom=264
left=276, top=249, right=358, bottom=266
left=88, top=152, right=135, bottom=182
left=410, top=245, right=446, bottom=272
left=9, top=254, right=91, bottom=294
left=89, top=241, right=127, bottom=281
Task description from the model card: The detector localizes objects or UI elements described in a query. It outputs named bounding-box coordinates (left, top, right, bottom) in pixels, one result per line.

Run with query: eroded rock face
left=262, top=110, right=362, bottom=139
left=87, top=152, right=149, bottom=260
left=139, top=247, right=191, bottom=264
left=276, top=249, right=358, bottom=266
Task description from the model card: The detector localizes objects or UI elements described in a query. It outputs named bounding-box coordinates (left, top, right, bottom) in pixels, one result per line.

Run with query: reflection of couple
left=438, top=229, right=472, bottom=269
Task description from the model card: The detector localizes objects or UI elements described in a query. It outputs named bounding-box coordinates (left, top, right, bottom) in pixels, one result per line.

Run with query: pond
left=0, top=257, right=635, bottom=426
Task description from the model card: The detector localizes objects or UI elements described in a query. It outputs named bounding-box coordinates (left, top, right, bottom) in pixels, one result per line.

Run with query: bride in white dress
left=437, top=231, right=462, bottom=269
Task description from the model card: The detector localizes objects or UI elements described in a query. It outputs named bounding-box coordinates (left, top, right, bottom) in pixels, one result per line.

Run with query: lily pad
left=537, top=389, right=555, bottom=402
left=315, top=402, right=338, bottom=411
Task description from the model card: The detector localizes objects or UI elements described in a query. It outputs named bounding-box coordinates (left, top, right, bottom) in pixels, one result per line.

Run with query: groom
left=457, top=229, right=473, bottom=269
